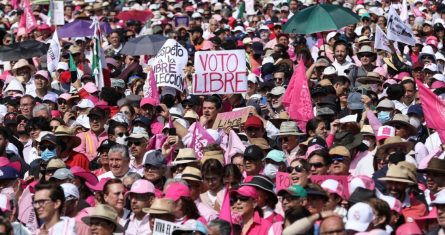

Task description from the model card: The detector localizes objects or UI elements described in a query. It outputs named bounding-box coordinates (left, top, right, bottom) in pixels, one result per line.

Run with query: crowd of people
left=0, top=0, right=444, bottom=234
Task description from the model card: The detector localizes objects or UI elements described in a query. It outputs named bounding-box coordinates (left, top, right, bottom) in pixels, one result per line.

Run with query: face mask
left=362, top=140, right=371, bottom=147
left=263, top=163, right=279, bottom=179
left=116, top=135, right=128, bottom=145
left=409, top=117, right=421, bottom=129
left=377, top=111, right=391, bottom=123
left=41, top=148, right=57, bottom=161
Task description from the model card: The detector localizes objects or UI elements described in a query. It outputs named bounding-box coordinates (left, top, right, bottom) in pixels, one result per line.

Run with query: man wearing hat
left=379, top=162, right=427, bottom=221
left=172, top=148, right=199, bottom=177
left=407, top=104, right=428, bottom=143
left=426, top=189, right=445, bottom=234
left=82, top=204, right=124, bottom=235
left=418, top=158, right=445, bottom=206
left=275, top=121, right=305, bottom=163
left=127, top=127, right=149, bottom=175
left=11, top=59, right=36, bottom=95
left=54, top=126, right=90, bottom=170
left=353, top=45, right=377, bottom=86
left=125, top=179, right=155, bottom=235
left=143, top=198, right=176, bottom=233
left=142, top=150, right=167, bottom=190
left=278, top=185, right=307, bottom=211
left=74, top=107, right=108, bottom=161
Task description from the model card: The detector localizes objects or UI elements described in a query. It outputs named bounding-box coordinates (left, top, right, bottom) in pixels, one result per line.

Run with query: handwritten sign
left=276, top=172, right=292, bottom=192
left=193, top=50, right=247, bottom=94
left=153, top=39, right=188, bottom=91
left=212, top=107, right=250, bottom=129
left=311, top=175, right=349, bottom=198
left=152, top=219, right=181, bottom=235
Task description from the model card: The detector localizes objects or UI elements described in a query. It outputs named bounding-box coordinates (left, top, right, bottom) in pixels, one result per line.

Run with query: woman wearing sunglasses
left=288, top=158, right=311, bottom=187
left=230, top=185, right=272, bottom=235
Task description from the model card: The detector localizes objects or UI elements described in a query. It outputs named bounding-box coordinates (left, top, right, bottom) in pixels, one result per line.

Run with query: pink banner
left=275, top=172, right=292, bottom=192
left=17, top=0, right=37, bottom=37
left=189, top=122, right=216, bottom=159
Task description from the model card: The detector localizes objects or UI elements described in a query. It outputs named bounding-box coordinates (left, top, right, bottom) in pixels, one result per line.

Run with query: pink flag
left=220, top=130, right=246, bottom=165
left=18, top=186, right=39, bottom=232
left=412, top=5, right=423, bottom=17
left=282, top=59, right=314, bottom=131
left=415, top=79, right=445, bottom=142
left=219, top=187, right=233, bottom=229
left=189, top=122, right=216, bottom=160
left=145, top=69, right=160, bottom=105
left=17, top=0, right=37, bottom=37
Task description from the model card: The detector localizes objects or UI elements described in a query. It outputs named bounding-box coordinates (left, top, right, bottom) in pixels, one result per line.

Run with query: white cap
left=43, top=93, right=58, bottom=103
left=4, top=79, right=24, bottom=94
left=433, top=74, right=445, bottom=82
left=233, top=26, right=245, bottom=32
left=247, top=73, right=258, bottom=84
left=73, top=114, right=90, bottom=129
left=36, top=131, right=52, bottom=142
left=259, top=25, right=269, bottom=31
left=434, top=18, right=445, bottom=27
left=57, top=62, right=69, bottom=71
left=423, top=63, right=438, bottom=72
left=270, top=86, right=285, bottom=96
left=61, top=183, right=80, bottom=199
left=76, top=99, right=95, bottom=109
left=111, top=112, right=130, bottom=125
left=436, top=52, right=445, bottom=62
left=377, top=125, right=396, bottom=141
left=345, top=202, right=375, bottom=232
left=419, top=6, right=427, bottom=12
left=191, top=12, right=202, bottom=18
left=424, top=20, right=433, bottom=26
left=432, top=189, right=445, bottom=205
left=161, top=86, right=177, bottom=97
left=326, top=31, right=338, bottom=42
left=321, top=179, right=345, bottom=199
left=323, top=66, right=337, bottom=76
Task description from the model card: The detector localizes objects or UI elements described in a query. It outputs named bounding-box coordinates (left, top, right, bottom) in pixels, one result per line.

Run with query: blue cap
left=132, top=116, right=150, bottom=126
left=144, top=150, right=166, bottom=167
left=407, top=104, right=424, bottom=117
left=265, top=150, right=286, bottom=163
left=0, top=166, right=19, bottom=180
left=347, top=92, right=364, bottom=111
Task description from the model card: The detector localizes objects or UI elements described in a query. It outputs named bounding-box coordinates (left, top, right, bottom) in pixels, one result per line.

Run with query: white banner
left=193, top=50, right=247, bottom=94
left=246, top=0, right=255, bottom=15
left=152, top=39, right=188, bottom=92
left=386, top=7, right=416, bottom=46
left=47, top=30, right=60, bottom=72
left=52, top=0, right=64, bottom=25
left=152, top=219, right=181, bottom=235
left=375, top=25, right=391, bottom=52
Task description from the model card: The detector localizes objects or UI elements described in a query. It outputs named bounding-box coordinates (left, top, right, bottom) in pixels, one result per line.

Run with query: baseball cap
left=423, top=63, right=438, bottom=72
left=321, top=179, right=345, bottom=199
left=264, top=149, right=286, bottom=163
left=244, top=145, right=264, bottom=161
left=172, top=220, right=208, bottom=235
left=3, top=112, right=17, bottom=125
left=51, top=168, right=74, bottom=180
left=433, top=74, right=445, bottom=82
left=143, top=150, right=166, bottom=167
left=345, top=202, right=374, bottom=232
left=132, top=116, right=150, bottom=126
left=76, top=99, right=95, bottom=109
left=125, top=179, right=155, bottom=198
left=88, top=107, right=106, bottom=119
left=244, top=116, right=263, bottom=129
left=40, top=133, right=58, bottom=146
left=278, top=185, right=307, bottom=197
left=230, top=185, right=259, bottom=200
left=326, top=31, right=339, bottom=42
left=407, top=104, right=423, bottom=117
left=61, top=183, right=80, bottom=199
left=140, top=97, right=158, bottom=107
left=165, top=182, right=191, bottom=201
left=270, top=86, right=285, bottom=96
left=0, top=166, right=19, bottom=180
left=127, top=127, right=149, bottom=140
left=376, top=125, right=395, bottom=141
left=349, top=175, right=375, bottom=195
left=83, top=82, right=98, bottom=94
left=376, top=99, right=395, bottom=109
left=432, top=189, right=445, bottom=205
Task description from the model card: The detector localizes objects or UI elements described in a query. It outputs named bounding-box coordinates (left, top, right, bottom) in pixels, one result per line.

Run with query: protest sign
left=152, top=219, right=181, bottom=235
left=386, top=7, right=416, bottom=45
left=246, top=0, right=255, bottom=15
left=52, top=1, right=65, bottom=25
left=276, top=172, right=292, bottom=192
left=311, top=175, right=349, bottom=197
left=193, top=50, right=247, bottom=94
left=375, top=25, right=391, bottom=52
left=174, top=16, right=189, bottom=27
left=212, top=107, right=251, bottom=129
left=153, top=39, right=188, bottom=92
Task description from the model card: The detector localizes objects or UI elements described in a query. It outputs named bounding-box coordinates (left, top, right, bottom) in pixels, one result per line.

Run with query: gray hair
left=208, top=219, right=231, bottom=235
left=32, top=103, right=50, bottom=117
left=108, top=144, right=130, bottom=160
left=124, top=172, right=142, bottom=181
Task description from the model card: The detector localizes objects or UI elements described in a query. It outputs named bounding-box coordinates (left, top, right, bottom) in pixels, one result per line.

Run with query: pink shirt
left=243, top=211, right=272, bottom=235
left=74, top=130, right=108, bottom=161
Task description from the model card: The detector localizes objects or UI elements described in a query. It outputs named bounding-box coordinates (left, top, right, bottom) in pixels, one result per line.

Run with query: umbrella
left=120, top=34, right=168, bottom=56
left=0, top=40, right=49, bottom=61
left=283, top=4, right=360, bottom=34
left=58, top=20, right=112, bottom=38
left=117, top=10, right=153, bottom=22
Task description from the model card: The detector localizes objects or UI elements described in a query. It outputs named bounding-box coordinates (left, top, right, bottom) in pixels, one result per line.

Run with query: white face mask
left=409, top=117, right=421, bottom=129
left=263, top=163, right=279, bottom=179
left=362, top=140, right=371, bottom=148
left=116, top=135, right=128, bottom=145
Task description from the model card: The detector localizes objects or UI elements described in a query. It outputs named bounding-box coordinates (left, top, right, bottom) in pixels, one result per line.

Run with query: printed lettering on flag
left=386, top=7, right=416, bottom=45
left=189, top=122, right=216, bottom=160
left=375, top=25, right=391, bottom=52
left=47, top=30, right=61, bottom=72
left=193, top=50, right=247, bottom=94
left=152, top=39, right=188, bottom=92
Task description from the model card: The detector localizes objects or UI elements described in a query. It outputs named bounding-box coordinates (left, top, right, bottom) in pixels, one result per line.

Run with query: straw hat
left=274, top=121, right=305, bottom=136
left=379, top=162, right=417, bottom=185
left=184, top=110, right=199, bottom=120
left=173, top=148, right=198, bottom=165
left=418, top=158, right=445, bottom=174
left=181, top=166, right=202, bottom=182
left=360, top=125, right=375, bottom=137
left=82, top=204, right=124, bottom=233
left=357, top=45, right=377, bottom=62
left=356, top=72, right=383, bottom=84
left=383, top=114, right=417, bottom=136
left=46, top=159, right=66, bottom=170
left=200, top=150, right=224, bottom=165
left=376, top=136, right=413, bottom=158
left=250, top=138, right=271, bottom=150
left=269, top=111, right=290, bottom=128
left=142, top=198, right=175, bottom=214
left=12, top=59, right=35, bottom=74
left=54, top=126, right=81, bottom=148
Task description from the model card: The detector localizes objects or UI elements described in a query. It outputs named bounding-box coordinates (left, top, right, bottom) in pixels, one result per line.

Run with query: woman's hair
left=104, top=178, right=123, bottom=196
left=179, top=196, right=201, bottom=219
left=119, top=103, right=135, bottom=115
left=0, top=215, right=13, bottom=235
left=308, top=149, right=331, bottom=166
left=223, top=164, right=243, bottom=185
left=306, top=117, right=326, bottom=136
left=201, top=159, right=224, bottom=177
left=368, top=198, right=391, bottom=229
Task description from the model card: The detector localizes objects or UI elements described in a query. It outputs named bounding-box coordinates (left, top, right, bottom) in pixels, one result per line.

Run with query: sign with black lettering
left=153, top=219, right=181, bottom=235
left=212, top=107, right=251, bottom=129
left=386, top=7, right=415, bottom=46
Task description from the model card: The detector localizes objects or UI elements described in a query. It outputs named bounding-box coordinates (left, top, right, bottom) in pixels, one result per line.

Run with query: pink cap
left=35, top=70, right=49, bottom=80
left=0, top=195, right=11, bottom=213
left=164, top=182, right=190, bottom=201
left=396, top=223, right=422, bottom=235
left=382, top=195, right=402, bottom=213
left=415, top=207, right=437, bottom=221
left=305, top=144, right=325, bottom=159
left=396, top=72, right=410, bottom=81
left=0, top=157, right=21, bottom=174
left=348, top=175, right=375, bottom=195
left=377, top=125, right=395, bottom=141
left=95, top=100, right=110, bottom=110
left=70, top=166, right=98, bottom=186
left=212, top=14, right=222, bottom=22
left=373, top=67, right=387, bottom=79
left=51, top=110, right=61, bottom=118
left=185, top=6, right=194, bottom=11
left=426, top=36, right=438, bottom=48
left=83, top=82, right=98, bottom=94
left=321, top=179, right=345, bottom=199
left=431, top=81, right=445, bottom=89
left=140, top=97, right=158, bottom=107
left=230, top=185, right=259, bottom=200
left=59, top=93, right=72, bottom=101
left=125, top=179, right=155, bottom=198
left=86, top=177, right=111, bottom=192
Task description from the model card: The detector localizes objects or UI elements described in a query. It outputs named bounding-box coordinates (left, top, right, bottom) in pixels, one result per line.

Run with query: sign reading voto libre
left=193, top=50, right=247, bottom=94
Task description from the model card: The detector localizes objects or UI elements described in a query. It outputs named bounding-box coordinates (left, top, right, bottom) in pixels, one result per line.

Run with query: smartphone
left=260, top=96, right=268, bottom=105
left=155, top=106, right=163, bottom=113
left=168, top=128, right=177, bottom=144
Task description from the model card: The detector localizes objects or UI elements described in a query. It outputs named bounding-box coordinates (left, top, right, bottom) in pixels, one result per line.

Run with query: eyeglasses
left=116, top=132, right=129, bottom=137
left=127, top=140, right=143, bottom=147
left=230, top=195, right=251, bottom=205
left=32, top=199, right=52, bottom=208
left=287, top=165, right=306, bottom=173
left=57, top=99, right=67, bottom=105
left=39, top=144, right=56, bottom=151
left=309, top=162, right=325, bottom=168
left=120, top=110, right=131, bottom=116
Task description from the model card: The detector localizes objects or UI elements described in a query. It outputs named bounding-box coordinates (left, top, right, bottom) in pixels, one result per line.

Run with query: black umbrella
left=0, top=40, right=49, bottom=61
left=120, top=34, right=168, bottom=56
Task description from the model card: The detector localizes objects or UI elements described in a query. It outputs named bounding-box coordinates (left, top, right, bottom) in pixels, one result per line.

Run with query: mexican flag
left=90, top=17, right=105, bottom=89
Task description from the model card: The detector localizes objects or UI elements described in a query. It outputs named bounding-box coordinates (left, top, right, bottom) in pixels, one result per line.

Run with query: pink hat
left=431, top=81, right=445, bottom=89
left=95, top=100, right=110, bottom=110
left=376, top=125, right=395, bottom=141
left=348, top=175, right=375, bottom=195
left=51, top=110, right=61, bottom=118
left=201, top=41, right=214, bottom=51
left=35, top=70, right=49, bottom=80
left=373, top=67, right=387, bottom=79
left=0, top=157, right=21, bottom=174
left=415, top=207, right=437, bottom=221
left=396, top=223, right=422, bottom=235
left=426, top=36, right=438, bottom=48
left=59, top=93, right=72, bottom=101
left=305, top=144, right=325, bottom=159
left=140, top=97, right=158, bottom=107
left=383, top=78, right=397, bottom=86
left=378, top=195, right=402, bottom=213
left=125, top=179, right=155, bottom=198
left=86, top=177, right=110, bottom=192
left=185, top=6, right=194, bottom=12
left=230, top=185, right=259, bottom=200
left=0, top=195, right=11, bottom=213
left=83, top=82, right=98, bottom=94
left=396, top=72, right=410, bottom=81
left=212, top=14, right=222, bottom=22
left=321, top=179, right=345, bottom=199
left=70, top=166, right=98, bottom=186
left=164, top=182, right=190, bottom=201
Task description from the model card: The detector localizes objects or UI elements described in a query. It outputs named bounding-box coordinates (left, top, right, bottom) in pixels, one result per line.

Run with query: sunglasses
left=309, top=162, right=325, bottom=168
left=116, top=132, right=129, bottom=137
left=331, top=155, right=345, bottom=163
left=57, top=99, right=67, bottom=105
left=230, top=195, right=251, bottom=205
left=127, top=141, right=142, bottom=147
left=39, top=145, right=56, bottom=151
left=287, top=165, right=305, bottom=173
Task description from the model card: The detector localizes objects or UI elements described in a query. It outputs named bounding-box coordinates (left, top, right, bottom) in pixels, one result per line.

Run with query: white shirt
left=24, top=78, right=36, bottom=96
left=98, top=168, right=137, bottom=181
left=332, top=60, right=354, bottom=76
left=122, top=213, right=151, bottom=235
left=392, top=99, right=415, bottom=115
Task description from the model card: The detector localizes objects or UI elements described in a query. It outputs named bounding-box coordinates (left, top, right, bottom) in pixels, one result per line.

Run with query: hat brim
left=378, top=176, right=416, bottom=185
left=56, top=134, right=81, bottom=148
left=82, top=215, right=124, bottom=233
left=356, top=76, right=382, bottom=84
left=383, top=57, right=398, bottom=71
left=417, top=167, right=445, bottom=174
left=376, top=141, right=413, bottom=158
left=173, top=159, right=198, bottom=165
left=383, top=120, right=417, bottom=136
left=274, top=131, right=305, bottom=136
left=357, top=52, right=377, bottom=62
left=142, top=208, right=172, bottom=214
